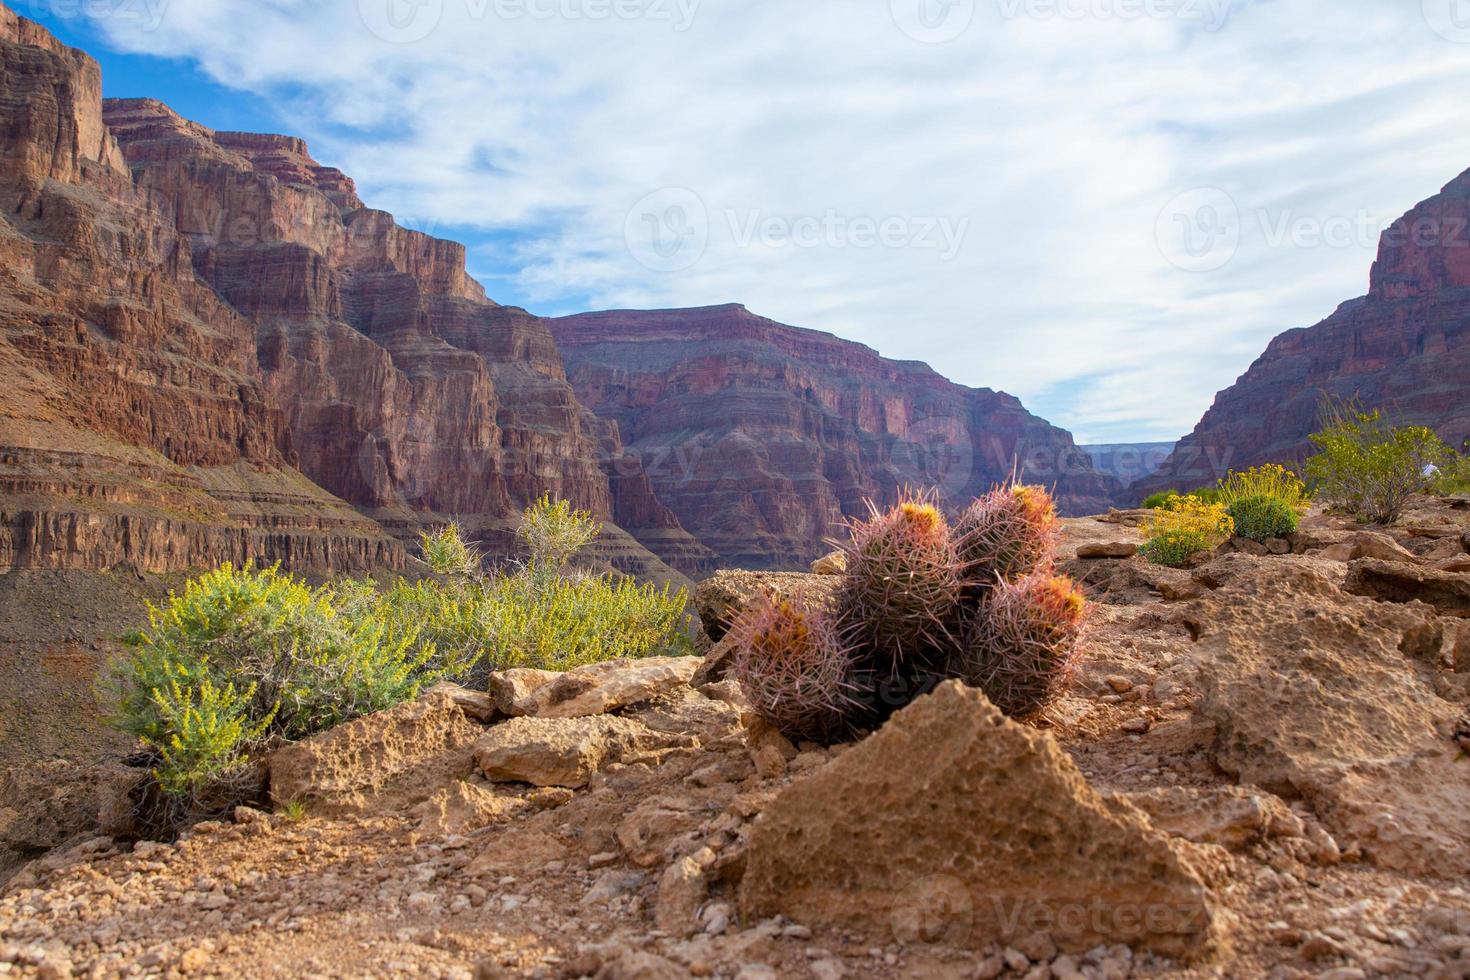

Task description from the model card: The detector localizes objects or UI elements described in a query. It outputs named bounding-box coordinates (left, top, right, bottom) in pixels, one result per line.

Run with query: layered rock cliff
left=1143, top=168, right=1470, bottom=498
left=0, top=5, right=399, bottom=572
left=98, top=97, right=706, bottom=579
left=551, top=305, right=1121, bottom=567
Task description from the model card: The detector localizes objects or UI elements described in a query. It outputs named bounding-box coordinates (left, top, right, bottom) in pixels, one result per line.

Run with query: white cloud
left=88, top=0, right=1470, bottom=441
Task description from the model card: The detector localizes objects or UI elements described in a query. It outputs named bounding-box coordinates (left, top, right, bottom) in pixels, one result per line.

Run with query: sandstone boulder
left=1325, top=531, right=1422, bottom=565
left=810, top=552, right=846, bottom=575
left=1118, top=786, right=1302, bottom=851
left=488, top=668, right=561, bottom=717
left=1076, top=541, right=1138, bottom=559
left=739, top=681, right=1218, bottom=958
left=518, top=657, right=699, bottom=719
left=410, top=780, right=527, bottom=837
left=1343, top=558, right=1470, bottom=615
left=693, top=571, right=841, bottom=640
left=267, top=689, right=482, bottom=815
left=475, top=716, right=697, bottom=788
left=1189, top=560, right=1469, bottom=876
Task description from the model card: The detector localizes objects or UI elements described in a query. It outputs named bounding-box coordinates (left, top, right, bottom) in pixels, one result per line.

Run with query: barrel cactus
left=952, top=483, right=1059, bottom=592
left=835, top=494, right=964, bottom=669
left=957, top=572, right=1087, bottom=719
left=726, top=590, right=861, bottom=742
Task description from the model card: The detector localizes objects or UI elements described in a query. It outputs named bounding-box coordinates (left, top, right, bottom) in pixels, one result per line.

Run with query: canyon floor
left=3, top=500, right=1470, bottom=980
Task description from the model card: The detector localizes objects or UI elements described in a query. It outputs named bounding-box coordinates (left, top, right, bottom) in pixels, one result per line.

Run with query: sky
left=18, top=0, right=1470, bottom=444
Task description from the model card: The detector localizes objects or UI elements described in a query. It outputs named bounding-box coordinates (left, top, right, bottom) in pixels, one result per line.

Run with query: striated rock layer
left=551, top=304, right=1121, bottom=567
left=1143, top=168, right=1470, bottom=498
left=0, top=5, right=399, bottom=573
left=99, top=97, right=706, bottom=579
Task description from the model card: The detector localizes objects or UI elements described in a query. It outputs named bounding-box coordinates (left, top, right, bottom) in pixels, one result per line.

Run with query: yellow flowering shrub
left=1141, top=494, right=1234, bottom=567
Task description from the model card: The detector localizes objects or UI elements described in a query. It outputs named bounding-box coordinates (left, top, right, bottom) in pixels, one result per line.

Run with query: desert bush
left=1431, top=453, right=1470, bottom=496
left=953, top=484, right=1058, bottom=589
left=419, top=522, right=482, bottom=577
left=1141, top=490, right=1179, bottom=510
left=109, top=563, right=442, bottom=800
left=725, top=591, right=859, bottom=742
left=1305, top=406, right=1449, bottom=524
left=1216, top=463, right=1308, bottom=541
left=374, top=510, right=691, bottom=676
left=1141, top=494, right=1234, bottom=567
left=517, top=493, right=601, bottom=572
left=957, top=572, right=1087, bottom=719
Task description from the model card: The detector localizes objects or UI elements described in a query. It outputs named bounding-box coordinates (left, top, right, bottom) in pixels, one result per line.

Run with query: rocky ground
left=3, top=499, right=1470, bottom=979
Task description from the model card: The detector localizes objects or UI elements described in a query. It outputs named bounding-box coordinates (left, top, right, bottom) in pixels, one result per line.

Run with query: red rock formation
left=551, top=305, right=1121, bottom=567
left=1142, top=169, right=1470, bottom=499
left=0, top=5, right=399, bottom=573
left=98, top=97, right=706, bottom=578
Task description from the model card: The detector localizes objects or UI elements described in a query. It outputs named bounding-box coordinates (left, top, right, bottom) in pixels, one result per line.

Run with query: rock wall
left=551, top=304, right=1121, bottom=567
left=1142, top=168, right=1470, bottom=498
left=0, top=7, right=400, bottom=573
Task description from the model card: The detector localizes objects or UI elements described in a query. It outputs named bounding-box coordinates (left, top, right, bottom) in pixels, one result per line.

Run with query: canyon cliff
left=551, top=305, right=1121, bottom=567
left=0, top=5, right=399, bottom=572
left=0, top=3, right=1118, bottom=575
left=1143, top=168, right=1470, bottom=498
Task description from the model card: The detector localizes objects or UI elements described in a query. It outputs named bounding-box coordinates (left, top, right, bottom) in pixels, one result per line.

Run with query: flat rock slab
left=693, top=571, right=841, bottom=640
left=1343, top=557, right=1470, bottom=615
left=267, top=690, right=483, bottom=816
left=475, top=715, right=697, bottom=788
left=739, top=681, right=1218, bottom=959
left=1190, top=559, right=1470, bottom=877
left=520, top=656, right=699, bottom=719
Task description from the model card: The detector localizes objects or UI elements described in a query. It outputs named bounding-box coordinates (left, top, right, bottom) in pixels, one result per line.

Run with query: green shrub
left=109, top=563, right=450, bottom=800
left=111, top=501, right=693, bottom=804
left=1142, top=490, right=1180, bottom=510
left=1226, top=494, right=1300, bottom=541
left=1140, top=494, right=1234, bottom=567
left=1304, top=405, right=1449, bottom=524
left=1214, top=463, right=1308, bottom=542
left=517, top=493, right=601, bottom=572
left=419, top=522, right=482, bottom=576
left=1432, top=453, right=1470, bottom=496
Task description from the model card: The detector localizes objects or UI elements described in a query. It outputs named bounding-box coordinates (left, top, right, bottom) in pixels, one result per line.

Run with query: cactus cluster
left=723, top=483, right=1090, bottom=741
left=725, top=590, right=862, bottom=742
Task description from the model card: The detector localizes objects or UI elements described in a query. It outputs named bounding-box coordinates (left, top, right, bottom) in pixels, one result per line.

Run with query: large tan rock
left=693, top=571, right=842, bottom=640
left=1316, top=530, right=1420, bottom=565
left=474, top=716, right=697, bottom=788
left=267, top=690, right=482, bottom=815
left=518, top=657, right=699, bottom=719
left=1343, top=557, right=1470, bottom=615
left=488, top=668, right=561, bottom=716
left=739, top=681, right=1218, bottom=959
left=1189, top=560, right=1469, bottom=876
